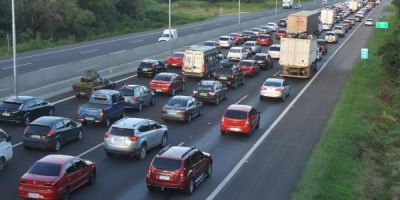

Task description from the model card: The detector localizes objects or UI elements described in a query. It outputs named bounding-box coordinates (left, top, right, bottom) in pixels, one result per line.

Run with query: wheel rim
left=25, top=117, right=30, bottom=125
left=162, top=136, right=167, bottom=147
left=55, top=141, right=61, bottom=151
left=140, top=146, right=146, bottom=159
left=77, top=131, right=83, bottom=140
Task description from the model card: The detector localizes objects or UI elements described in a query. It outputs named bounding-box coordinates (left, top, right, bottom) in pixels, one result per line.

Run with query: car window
left=148, top=121, right=160, bottom=130
left=73, top=159, right=86, bottom=170
left=109, top=127, right=135, bottom=136
left=225, top=110, right=248, bottom=119
left=0, top=131, right=7, bottom=142
left=0, top=101, right=22, bottom=110
left=166, top=98, right=187, bottom=107
left=191, top=151, right=204, bottom=164
left=29, top=162, right=61, bottom=176
left=55, top=121, right=65, bottom=130
left=154, top=75, right=172, bottom=82
left=139, top=122, right=151, bottom=132
left=250, top=108, right=257, bottom=116
left=24, top=100, right=36, bottom=109
left=65, top=161, right=77, bottom=174
left=63, top=119, right=72, bottom=128
left=152, top=157, right=182, bottom=171
left=34, top=98, right=46, bottom=106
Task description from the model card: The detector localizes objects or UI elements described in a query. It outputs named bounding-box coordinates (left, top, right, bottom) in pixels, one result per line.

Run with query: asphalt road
left=0, top=0, right=330, bottom=78
left=211, top=3, right=386, bottom=200
left=0, top=2, right=378, bottom=200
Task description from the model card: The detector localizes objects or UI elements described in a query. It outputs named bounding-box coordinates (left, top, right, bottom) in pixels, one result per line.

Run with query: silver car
left=103, top=118, right=168, bottom=160
left=243, top=41, right=262, bottom=54
left=259, top=78, right=290, bottom=101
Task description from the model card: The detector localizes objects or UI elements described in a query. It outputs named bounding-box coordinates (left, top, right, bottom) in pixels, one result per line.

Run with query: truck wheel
left=104, top=119, right=111, bottom=127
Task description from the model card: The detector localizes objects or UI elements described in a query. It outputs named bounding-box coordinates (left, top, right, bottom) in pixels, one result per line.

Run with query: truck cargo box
left=287, top=10, right=320, bottom=36
left=279, top=37, right=317, bottom=68
left=320, top=9, right=336, bottom=30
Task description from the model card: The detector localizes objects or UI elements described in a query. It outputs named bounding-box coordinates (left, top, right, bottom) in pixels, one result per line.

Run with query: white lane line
left=13, top=142, right=22, bottom=148
left=206, top=6, right=379, bottom=200
left=115, top=74, right=137, bottom=83
left=178, top=142, right=185, bottom=146
left=131, top=39, right=144, bottom=44
left=0, top=88, right=9, bottom=92
left=234, top=95, right=248, bottom=104
left=111, top=50, right=127, bottom=54
left=2, top=62, right=32, bottom=69
left=80, top=49, right=98, bottom=54
left=273, top=70, right=281, bottom=76
left=77, top=143, right=103, bottom=158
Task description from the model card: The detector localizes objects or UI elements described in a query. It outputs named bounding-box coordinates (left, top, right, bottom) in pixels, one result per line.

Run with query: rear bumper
left=221, top=125, right=250, bottom=134
left=19, top=187, right=60, bottom=200
left=193, top=94, right=217, bottom=103
left=23, top=137, right=56, bottom=149
left=78, top=115, right=104, bottom=123
left=161, top=113, right=186, bottom=121
left=182, top=71, right=206, bottom=78
left=104, top=146, right=138, bottom=156
left=147, top=178, right=186, bottom=190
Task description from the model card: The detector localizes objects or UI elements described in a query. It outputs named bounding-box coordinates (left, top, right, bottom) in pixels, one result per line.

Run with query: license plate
left=156, top=89, right=162, bottom=92
left=85, top=117, right=94, bottom=121
left=200, top=93, right=207, bottom=96
left=113, top=137, right=123, bottom=144
left=28, top=193, right=40, bottom=199
left=172, top=64, right=177, bottom=66
left=2, top=112, right=10, bottom=116
left=219, top=77, right=227, bottom=80
left=142, top=68, right=148, bottom=71
left=31, top=135, right=41, bottom=139
left=159, top=174, right=170, bottom=180
left=230, top=127, right=241, bottom=132
left=257, top=61, right=263, bottom=63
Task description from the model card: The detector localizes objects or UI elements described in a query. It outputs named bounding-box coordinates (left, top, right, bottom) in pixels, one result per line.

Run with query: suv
left=254, top=53, right=274, bottom=70
left=182, top=46, right=220, bottom=79
left=146, top=145, right=212, bottom=194
left=227, top=47, right=248, bottom=61
left=213, top=63, right=245, bottom=88
left=118, top=85, right=155, bottom=111
left=104, top=118, right=168, bottom=159
left=0, top=129, right=12, bottom=171
left=220, top=104, right=260, bottom=136
left=137, top=59, right=167, bottom=78
left=193, top=80, right=228, bottom=105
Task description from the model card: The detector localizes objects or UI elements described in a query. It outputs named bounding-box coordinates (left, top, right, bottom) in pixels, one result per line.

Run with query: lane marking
left=273, top=70, right=281, bottom=76
left=2, top=62, right=31, bottom=69
left=178, top=142, right=185, bottom=146
left=206, top=6, right=379, bottom=200
left=77, top=143, right=103, bottom=158
left=131, top=39, right=144, bottom=44
left=234, top=95, right=248, bottom=104
left=12, top=142, right=22, bottom=148
left=0, top=88, right=9, bottom=92
left=111, top=50, right=127, bottom=54
left=80, top=49, right=98, bottom=54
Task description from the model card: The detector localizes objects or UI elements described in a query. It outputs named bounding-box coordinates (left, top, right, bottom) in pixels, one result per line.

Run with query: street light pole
left=11, top=0, right=17, bottom=96
left=275, top=0, right=278, bottom=17
left=238, top=0, right=241, bottom=24
left=168, top=0, right=171, bottom=39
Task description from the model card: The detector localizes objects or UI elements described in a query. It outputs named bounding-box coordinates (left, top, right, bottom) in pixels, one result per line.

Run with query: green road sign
left=375, top=21, right=388, bottom=29
left=361, top=48, right=368, bottom=60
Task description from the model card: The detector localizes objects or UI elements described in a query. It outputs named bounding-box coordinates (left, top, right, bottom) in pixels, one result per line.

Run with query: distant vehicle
left=146, top=145, right=212, bottom=194
left=347, top=18, right=356, bottom=25
left=243, top=41, right=262, bottom=54
left=213, top=63, right=245, bottom=88
left=251, top=28, right=263, bottom=36
left=23, top=116, right=83, bottom=151
left=294, top=3, right=302, bottom=9
left=356, top=11, right=365, bottom=18
left=220, top=104, right=260, bottom=136
left=266, top=22, right=279, bottom=32
left=203, top=40, right=221, bottom=53
left=325, top=31, right=338, bottom=43
left=0, top=96, right=55, bottom=126
left=268, top=44, right=281, bottom=60
left=238, top=60, right=261, bottom=77
left=161, top=96, right=203, bottom=123
left=333, top=25, right=346, bottom=37
left=276, top=29, right=287, bottom=40
left=241, top=30, right=257, bottom=41
left=72, top=70, right=116, bottom=98
left=158, top=29, right=178, bottom=42
left=218, top=36, right=234, bottom=48
left=0, top=129, right=12, bottom=171
left=227, top=46, right=249, bottom=61
left=317, top=39, right=328, bottom=55
left=282, top=0, right=294, bottom=8
left=254, top=53, right=274, bottom=70
left=182, top=46, right=220, bottom=79
left=257, top=34, right=272, bottom=46
left=229, top=33, right=244, bottom=45
left=192, top=80, right=228, bottom=104
left=278, top=18, right=288, bottom=27
left=118, top=85, right=155, bottom=112
left=18, top=155, right=96, bottom=200
left=341, top=23, right=349, bottom=33
left=166, top=51, right=184, bottom=68
left=354, top=15, right=362, bottom=22
left=137, top=59, right=167, bottom=78
left=78, top=90, right=126, bottom=127
left=364, top=18, right=374, bottom=26
left=343, top=20, right=353, bottom=29
left=149, top=73, right=185, bottom=96
left=260, top=78, right=290, bottom=101
left=287, top=10, right=320, bottom=37
left=321, top=9, right=336, bottom=30
left=104, top=118, right=168, bottom=159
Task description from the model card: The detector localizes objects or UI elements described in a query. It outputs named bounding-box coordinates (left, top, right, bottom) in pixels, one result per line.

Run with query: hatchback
left=220, top=104, right=260, bottom=136
left=193, top=80, right=228, bottom=104
left=137, top=59, right=167, bottom=78
left=260, top=78, right=290, bottom=101
left=149, top=73, right=185, bottom=96
left=18, top=155, right=96, bottom=200
left=104, top=118, right=168, bottom=159
left=146, top=145, right=212, bottom=195
left=119, top=85, right=155, bottom=112
left=218, top=36, right=234, bottom=48
left=23, top=116, right=83, bottom=151
left=161, top=96, right=203, bottom=123
left=229, top=33, right=244, bottom=45
left=166, top=51, right=185, bottom=68
left=257, top=34, right=272, bottom=46
left=238, top=60, right=260, bottom=76
left=268, top=44, right=281, bottom=59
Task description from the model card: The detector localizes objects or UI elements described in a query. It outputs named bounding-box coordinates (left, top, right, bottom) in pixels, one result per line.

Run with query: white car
left=265, top=22, right=279, bottom=32
left=260, top=78, right=290, bottom=101
left=364, top=18, right=374, bottom=26
left=218, top=36, right=234, bottom=48
left=325, top=31, right=338, bottom=43
left=0, top=129, right=12, bottom=171
left=227, top=47, right=249, bottom=61
left=268, top=44, right=281, bottom=59
left=158, top=29, right=178, bottom=42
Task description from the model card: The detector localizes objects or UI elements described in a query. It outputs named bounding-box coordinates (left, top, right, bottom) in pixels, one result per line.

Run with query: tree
left=116, top=0, right=144, bottom=20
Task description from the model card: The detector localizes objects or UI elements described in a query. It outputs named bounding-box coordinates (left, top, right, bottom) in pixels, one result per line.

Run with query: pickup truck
left=77, top=90, right=126, bottom=127
left=72, top=70, right=116, bottom=98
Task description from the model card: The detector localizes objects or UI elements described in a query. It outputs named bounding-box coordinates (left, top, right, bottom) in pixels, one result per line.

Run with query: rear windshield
left=153, top=75, right=172, bottom=82
left=229, top=49, right=241, bottom=53
left=25, top=125, right=51, bottom=135
left=109, top=127, right=134, bottom=136
left=317, top=40, right=326, bottom=45
left=279, top=19, right=286, bottom=23
left=172, top=52, right=184, bottom=58
left=0, top=101, right=22, bottom=110
left=139, top=62, right=154, bottom=68
left=118, top=89, right=136, bottom=96
left=239, top=61, right=253, bottom=66
left=152, top=157, right=182, bottom=171
left=224, top=110, right=248, bottom=119
left=29, top=162, right=61, bottom=176
left=259, top=35, right=269, bottom=39
left=263, top=81, right=282, bottom=87
left=254, top=55, right=266, bottom=60
left=244, top=42, right=253, bottom=47
left=219, top=37, right=230, bottom=41
left=278, top=30, right=285, bottom=33
left=334, top=27, right=342, bottom=30
left=166, top=98, right=188, bottom=107
left=215, top=67, right=233, bottom=75
left=267, top=23, right=275, bottom=26
left=326, top=32, right=335, bottom=36
left=196, top=85, right=213, bottom=91
left=269, top=46, right=280, bottom=51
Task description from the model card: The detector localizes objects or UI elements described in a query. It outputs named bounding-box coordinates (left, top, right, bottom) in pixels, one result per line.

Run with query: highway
left=0, top=2, right=385, bottom=200
left=0, top=0, right=328, bottom=79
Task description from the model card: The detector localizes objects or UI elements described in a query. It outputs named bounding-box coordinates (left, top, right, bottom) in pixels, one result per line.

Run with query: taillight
left=44, top=182, right=57, bottom=187
left=178, top=110, right=187, bottom=113
left=179, top=168, right=186, bottom=181
left=275, top=88, right=284, bottom=92
left=128, top=136, right=139, bottom=141
left=104, top=132, right=110, bottom=138
left=260, top=86, right=267, bottom=90
left=130, top=96, right=137, bottom=102
left=161, top=107, right=167, bottom=113
left=47, top=129, right=55, bottom=137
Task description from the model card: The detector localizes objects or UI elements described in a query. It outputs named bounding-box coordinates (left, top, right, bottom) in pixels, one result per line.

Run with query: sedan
left=23, top=116, right=83, bottom=151
left=161, top=96, right=203, bottom=123
left=238, top=60, right=261, bottom=76
left=193, top=80, right=228, bottom=104
left=18, top=155, right=96, bottom=200
left=243, top=41, right=262, bottom=54
left=166, top=51, right=184, bottom=68
left=364, top=18, right=374, bottom=26
left=260, top=78, right=290, bottom=101
left=119, top=85, right=155, bottom=111
left=137, top=59, right=167, bottom=78
left=149, top=73, right=185, bottom=96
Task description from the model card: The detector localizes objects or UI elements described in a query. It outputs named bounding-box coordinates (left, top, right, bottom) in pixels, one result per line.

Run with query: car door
left=0, top=131, right=11, bottom=161
left=34, top=98, right=48, bottom=116
left=138, top=122, right=155, bottom=147
left=148, top=121, right=163, bottom=147
left=62, top=119, right=77, bottom=143
left=140, top=87, right=150, bottom=105
left=54, top=120, right=68, bottom=144
left=72, top=158, right=90, bottom=187
left=190, top=151, right=205, bottom=182
left=25, top=99, right=41, bottom=120
left=64, top=161, right=80, bottom=190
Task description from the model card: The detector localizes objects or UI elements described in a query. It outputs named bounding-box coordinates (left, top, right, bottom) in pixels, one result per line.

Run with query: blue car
left=118, top=85, right=155, bottom=112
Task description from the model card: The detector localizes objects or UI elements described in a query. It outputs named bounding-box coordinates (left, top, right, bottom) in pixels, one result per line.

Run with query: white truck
left=283, top=0, right=294, bottom=9
left=0, top=128, right=12, bottom=171
left=349, top=1, right=359, bottom=12
left=279, top=36, right=318, bottom=78
left=158, top=29, right=178, bottom=42
left=320, top=9, right=336, bottom=30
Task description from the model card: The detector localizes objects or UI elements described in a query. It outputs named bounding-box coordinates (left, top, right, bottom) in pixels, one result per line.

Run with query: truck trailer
left=320, top=9, right=336, bottom=30
left=286, top=10, right=320, bottom=37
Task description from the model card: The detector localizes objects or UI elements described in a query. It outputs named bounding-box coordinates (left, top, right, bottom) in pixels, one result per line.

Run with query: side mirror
left=6, top=136, right=11, bottom=142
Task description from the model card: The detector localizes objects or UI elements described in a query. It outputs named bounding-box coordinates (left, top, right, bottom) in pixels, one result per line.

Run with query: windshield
left=195, top=85, right=213, bottom=91
left=0, top=101, right=22, bottom=110
left=109, top=127, right=134, bottom=136
left=29, top=162, right=61, bottom=176
left=263, top=81, right=282, bottom=87
left=254, top=55, right=266, bottom=60
left=118, top=88, right=137, bottom=96
left=278, top=30, right=285, bottom=34
left=166, top=98, right=188, bottom=107
left=280, top=19, right=286, bottom=23
left=267, top=23, right=275, bottom=26
left=219, top=37, right=230, bottom=41
left=152, top=157, right=181, bottom=171
left=334, top=27, right=342, bottom=30
left=243, top=31, right=253, bottom=35
left=153, top=75, right=172, bottom=82
left=25, top=125, right=51, bottom=135
left=244, top=42, right=253, bottom=47
left=224, top=110, right=247, bottom=119
left=162, top=34, right=170, bottom=38
left=172, top=52, right=184, bottom=58
left=269, top=46, right=280, bottom=51
left=229, top=49, right=241, bottom=53
left=89, top=94, right=111, bottom=105
left=239, top=61, right=253, bottom=66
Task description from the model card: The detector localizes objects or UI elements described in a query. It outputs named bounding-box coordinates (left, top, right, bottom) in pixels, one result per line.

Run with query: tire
left=185, top=179, right=195, bottom=195
left=150, top=96, right=155, bottom=105
left=159, top=134, right=168, bottom=148
left=105, top=151, right=114, bottom=157
left=187, top=114, right=192, bottom=123
left=137, top=102, right=143, bottom=112
left=23, top=115, right=31, bottom=126
left=104, top=118, right=111, bottom=127
left=54, top=139, right=61, bottom=152
left=206, top=164, right=212, bottom=178
left=220, top=130, right=226, bottom=135
left=215, top=96, right=219, bottom=105
left=76, top=130, right=83, bottom=141
left=138, top=145, right=147, bottom=160
left=241, top=77, right=245, bottom=85
left=48, top=109, right=54, bottom=116
left=147, top=185, right=155, bottom=192
left=63, top=188, right=70, bottom=200
left=0, top=157, right=5, bottom=171
left=88, top=171, right=96, bottom=185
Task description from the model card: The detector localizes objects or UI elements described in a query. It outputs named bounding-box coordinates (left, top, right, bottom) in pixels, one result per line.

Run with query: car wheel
left=75, top=94, right=80, bottom=98
left=215, top=96, right=219, bottom=105
left=171, top=88, right=176, bottom=96
left=182, top=84, right=185, bottom=91
left=220, top=130, right=226, bottom=135
left=185, top=179, right=195, bottom=195
left=105, top=151, right=114, bottom=157
left=150, top=96, right=155, bottom=105
left=282, top=94, right=286, bottom=102
left=23, top=115, right=31, bottom=126
left=0, top=157, right=5, bottom=171
left=147, top=185, right=155, bottom=192
left=232, top=80, right=238, bottom=89
left=54, top=139, right=61, bottom=152
left=138, top=145, right=147, bottom=160
left=137, top=102, right=143, bottom=112
left=104, top=118, right=111, bottom=127
left=187, top=114, right=192, bottom=123
left=48, top=109, right=54, bottom=116
left=76, top=130, right=83, bottom=141
left=160, top=133, right=168, bottom=148
left=206, top=164, right=212, bottom=178
left=241, top=77, right=245, bottom=85
left=88, top=171, right=96, bottom=185
left=63, top=188, right=70, bottom=200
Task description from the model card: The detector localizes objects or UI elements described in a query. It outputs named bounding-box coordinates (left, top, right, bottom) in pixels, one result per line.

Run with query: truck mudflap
left=280, top=64, right=316, bottom=79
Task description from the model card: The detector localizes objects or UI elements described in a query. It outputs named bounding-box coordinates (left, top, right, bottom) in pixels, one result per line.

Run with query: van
left=182, top=46, right=221, bottom=79
left=158, top=29, right=178, bottom=42
left=0, top=128, right=12, bottom=171
left=356, top=11, right=364, bottom=18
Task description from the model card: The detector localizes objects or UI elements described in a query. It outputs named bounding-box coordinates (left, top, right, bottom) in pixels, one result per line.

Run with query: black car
left=213, top=63, right=245, bottom=89
left=23, top=116, right=83, bottom=151
left=161, top=96, right=203, bottom=123
left=193, top=80, right=228, bottom=105
left=278, top=19, right=287, bottom=27
left=137, top=59, right=167, bottom=78
left=0, top=96, right=55, bottom=126
left=254, top=53, right=274, bottom=70
left=241, top=31, right=257, bottom=41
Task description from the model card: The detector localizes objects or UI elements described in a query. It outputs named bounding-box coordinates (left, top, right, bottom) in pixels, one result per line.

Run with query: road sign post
left=361, top=48, right=368, bottom=67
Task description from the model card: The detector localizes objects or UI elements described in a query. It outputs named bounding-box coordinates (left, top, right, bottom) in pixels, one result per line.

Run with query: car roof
left=38, top=154, right=76, bottom=165
left=3, top=96, right=35, bottom=103
left=219, top=35, right=231, bottom=38
left=31, top=116, right=66, bottom=126
left=265, top=78, right=284, bottom=83
left=159, top=146, right=193, bottom=159
left=245, top=41, right=256, bottom=44
left=240, top=60, right=255, bottom=63
left=256, top=53, right=268, bottom=56
left=172, top=51, right=184, bottom=54
left=112, top=117, right=147, bottom=129
left=93, top=89, right=120, bottom=96
left=200, top=80, right=217, bottom=85
left=230, top=46, right=243, bottom=50
left=226, top=104, right=252, bottom=112
left=156, top=72, right=179, bottom=77
left=317, top=39, right=326, bottom=41
left=142, top=59, right=158, bottom=63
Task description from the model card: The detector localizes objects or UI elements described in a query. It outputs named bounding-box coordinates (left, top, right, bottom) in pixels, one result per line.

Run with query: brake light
left=130, top=96, right=137, bottom=102
left=128, top=136, right=139, bottom=141
left=161, top=107, right=167, bottom=113
left=275, top=88, right=284, bottom=92
left=179, top=168, right=186, bottom=181
left=47, top=129, right=55, bottom=137
left=260, top=86, right=267, bottom=90
left=178, top=110, right=187, bottom=113
left=104, top=132, right=110, bottom=138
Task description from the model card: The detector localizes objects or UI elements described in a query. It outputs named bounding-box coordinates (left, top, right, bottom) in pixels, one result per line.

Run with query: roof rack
left=181, top=147, right=196, bottom=158
left=157, top=144, right=172, bottom=155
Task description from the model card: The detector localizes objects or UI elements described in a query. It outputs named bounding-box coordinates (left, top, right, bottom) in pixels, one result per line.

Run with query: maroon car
left=276, top=29, right=286, bottom=40
left=230, top=32, right=244, bottom=45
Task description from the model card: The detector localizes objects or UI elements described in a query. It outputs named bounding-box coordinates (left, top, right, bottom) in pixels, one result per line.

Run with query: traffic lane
left=212, top=5, right=384, bottom=200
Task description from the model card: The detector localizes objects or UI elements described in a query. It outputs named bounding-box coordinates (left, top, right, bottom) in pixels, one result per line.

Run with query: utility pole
left=168, top=0, right=171, bottom=40
left=238, top=0, right=241, bottom=24
left=6, top=34, right=10, bottom=53
left=11, top=0, right=17, bottom=96
left=275, top=0, right=278, bottom=17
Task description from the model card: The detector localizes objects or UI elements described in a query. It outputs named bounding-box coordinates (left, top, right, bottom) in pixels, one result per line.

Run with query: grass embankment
left=294, top=8, right=400, bottom=200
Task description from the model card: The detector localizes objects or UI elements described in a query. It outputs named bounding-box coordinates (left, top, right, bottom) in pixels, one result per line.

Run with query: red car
left=149, top=73, right=185, bottom=96
left=317, top=39, right=328, bottom=55
left=238, top=60, right=261, bottom=76
left=220, top=104, right=260, bottom=136
left=342, top=20, right=353, bottom=29
left=166, top=51, right=184, bottom=68
left=275, top=29, right=286, bottom=40
left=257, top=34, right=272, bottom=46
left=18, top=155, right=96, bottom=200
left=146, top=145, right=212, bottom=195
left=230, top=32, right=244, bottom=45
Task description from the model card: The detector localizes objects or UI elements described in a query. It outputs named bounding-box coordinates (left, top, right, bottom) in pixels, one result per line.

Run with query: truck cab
left=78, top=90, right=126, bottom=127
left=158, top=29, right=178, bottom=42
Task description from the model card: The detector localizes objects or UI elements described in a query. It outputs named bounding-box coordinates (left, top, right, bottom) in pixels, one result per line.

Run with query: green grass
left=294, top=11, right=400, bottom=200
